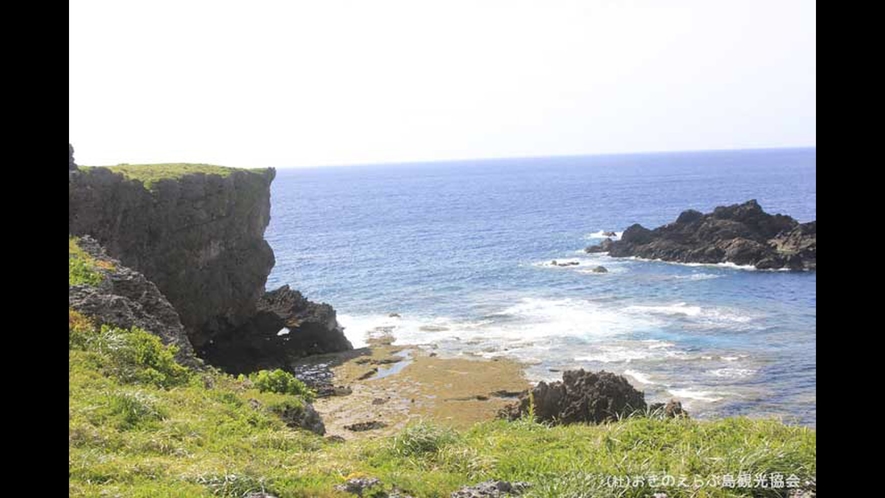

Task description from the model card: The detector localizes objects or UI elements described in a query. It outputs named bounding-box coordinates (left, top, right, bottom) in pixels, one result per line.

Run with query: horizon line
left=269, top=144, right=816, bottom=170
left=81, top=144, right=816, bottom=171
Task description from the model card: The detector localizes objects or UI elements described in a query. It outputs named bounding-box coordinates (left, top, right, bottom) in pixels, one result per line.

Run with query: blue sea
left=265, top=148, right=816, bottom=426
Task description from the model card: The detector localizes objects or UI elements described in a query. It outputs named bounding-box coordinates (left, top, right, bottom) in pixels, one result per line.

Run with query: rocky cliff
left=69, top=164, right=276, bottom=347
left=585, top=200, right=816, bottom=270
left=69, top=148, right=353, bottom=371
left=69, top=235, right=198, bottom=366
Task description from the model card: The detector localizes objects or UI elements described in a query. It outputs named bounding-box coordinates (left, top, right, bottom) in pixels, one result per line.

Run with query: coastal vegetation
left=69, top=308, right=815, bottom=497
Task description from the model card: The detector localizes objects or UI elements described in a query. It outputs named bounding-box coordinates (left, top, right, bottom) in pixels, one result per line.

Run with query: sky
left=69, top=0, right=815, bottom=168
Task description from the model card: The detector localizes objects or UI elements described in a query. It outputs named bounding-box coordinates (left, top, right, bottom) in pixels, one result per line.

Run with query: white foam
left=340, top=297, right=660, bottom=349
left=643, top=340, right=676, bottom=349
left=668, top=388, right=725, bottom=402
left=626, top=256, right=759, bottom=271
left=495, top=298, right=655, bottom=339
left=575, top=347, right=652, bottom=363
left=708, top=368, right=755, bottom=379
left=585, top=230, right=623, bottom=240
left=625, top=303, right=702, bottom=317
left=624, top=369, right=656, bottom=385
left=675, top=273, right=721, bottom=281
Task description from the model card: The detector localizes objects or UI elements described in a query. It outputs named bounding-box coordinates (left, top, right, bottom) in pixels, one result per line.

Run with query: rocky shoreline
left=585, top=200, right=815, bottom=270
left=290, top=338, right=531, bottom=439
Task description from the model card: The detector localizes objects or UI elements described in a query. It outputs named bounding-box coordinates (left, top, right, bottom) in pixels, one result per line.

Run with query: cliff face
left=69, top=156, right=355, bottom=372
left=69, top=165, right=276, bottom=348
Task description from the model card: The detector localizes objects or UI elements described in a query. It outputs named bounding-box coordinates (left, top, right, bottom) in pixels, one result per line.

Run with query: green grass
left=69, top=236, right=110, bottom=286
left=83, top=163, right=270, bottom=189
left=70, top=309, right=815, bottom=497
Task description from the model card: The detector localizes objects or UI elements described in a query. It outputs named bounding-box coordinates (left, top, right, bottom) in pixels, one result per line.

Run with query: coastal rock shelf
left=585, top=199, right=816, bottom=270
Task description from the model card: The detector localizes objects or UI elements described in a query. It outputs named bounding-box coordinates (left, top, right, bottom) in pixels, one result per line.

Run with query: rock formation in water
left=584, top=200, right=816, bottom=270
left=500, top=369, right=647, bottom=424
left=69, top=155, right=353, bottom=371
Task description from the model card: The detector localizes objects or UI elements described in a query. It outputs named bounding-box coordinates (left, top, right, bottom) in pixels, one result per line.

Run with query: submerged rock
left=583, top=200, right=815, bottom=270
left=500, top=369, right=646, bottom=424
left=551, top=260, right=580, bottom=267
left=590, top=266, right=608, bottom=273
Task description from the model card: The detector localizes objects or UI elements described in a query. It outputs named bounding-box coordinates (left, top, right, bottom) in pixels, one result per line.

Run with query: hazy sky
left=70, top=0, right=815, bottom=168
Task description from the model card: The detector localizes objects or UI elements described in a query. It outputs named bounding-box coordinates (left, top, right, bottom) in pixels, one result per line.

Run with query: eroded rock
left=583, top=200, right=815, bottom=270
left=500, top=369, right=646, bottom=424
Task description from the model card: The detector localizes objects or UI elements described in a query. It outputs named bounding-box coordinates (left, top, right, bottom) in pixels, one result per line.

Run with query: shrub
left=242, top=369, right=314, bottom=400
left=70, top=316, right=190, bottom=388
left=69, top=237, right=104, bottom=286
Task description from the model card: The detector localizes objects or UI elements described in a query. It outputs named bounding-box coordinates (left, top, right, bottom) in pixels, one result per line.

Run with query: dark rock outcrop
left=70, top=166, right=276, bottom=347
left=584, top=200, right=815, bottom=270
left=500, top=369, right=646, bottom=424
left=649, top=399, right=689, bottom=418
left=69, top=236, right=197, bottom=366
left=275, top=402, right=326, bottom=435
left=335, top=477, right=382, bottom=496
left=69, top=143, right=77, bottom=171
left=450, top=481, right=530, bottom=498
left=585, top=238, right=614, bottom=253
left=198, top=285, right=353, bottom=374
left=590, top=266, right=608, bottom=273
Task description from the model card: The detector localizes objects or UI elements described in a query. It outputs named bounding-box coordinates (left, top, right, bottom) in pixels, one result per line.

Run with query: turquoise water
left=266, top=148, right=816, bottom=425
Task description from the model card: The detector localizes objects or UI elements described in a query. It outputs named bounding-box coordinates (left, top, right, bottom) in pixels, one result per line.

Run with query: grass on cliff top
left=84, top=163, right=270, bottom=189
left=69, top=312, right=816, bottom=498
left=69, top=236, right=113, bottom=286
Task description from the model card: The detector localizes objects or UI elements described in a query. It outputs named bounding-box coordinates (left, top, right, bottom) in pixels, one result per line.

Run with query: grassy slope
left=69, top=318, right=815, bottom=497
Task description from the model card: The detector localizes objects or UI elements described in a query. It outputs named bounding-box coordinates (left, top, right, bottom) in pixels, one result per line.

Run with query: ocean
left=265, top=148, right=816, bottom=426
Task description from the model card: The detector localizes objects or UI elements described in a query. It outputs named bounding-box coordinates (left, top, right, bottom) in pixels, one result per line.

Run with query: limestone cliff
left=69, top=165, right=276, bottom=348
left=68, top=153, right=354, bottom=370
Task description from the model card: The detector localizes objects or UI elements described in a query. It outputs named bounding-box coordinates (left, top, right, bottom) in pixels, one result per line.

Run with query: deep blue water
left=266, top=148, right=816, bottom=425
